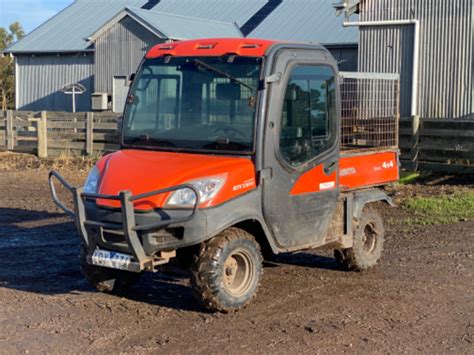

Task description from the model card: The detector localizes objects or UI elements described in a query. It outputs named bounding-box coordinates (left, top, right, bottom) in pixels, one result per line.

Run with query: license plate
left=91, top=249, right=133, bottom=271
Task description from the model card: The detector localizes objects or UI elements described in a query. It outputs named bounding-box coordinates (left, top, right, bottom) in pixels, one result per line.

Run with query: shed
left=336, top=0, right=474, bottom=119
left=4, top=0, right=242, bottom=112
left=5, top=0, right=359, bottom=112
left=88, top=7, right=242, bottom=111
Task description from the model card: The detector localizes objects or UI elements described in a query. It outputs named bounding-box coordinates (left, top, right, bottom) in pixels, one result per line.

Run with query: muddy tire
left=190, top=228, right=263, bottom=313
left=335, top=208, right=385, bottom=271
left=79, top=246, right=142, bottom=293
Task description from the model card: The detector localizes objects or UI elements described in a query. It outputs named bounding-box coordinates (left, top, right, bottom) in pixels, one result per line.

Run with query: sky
left=0, top=0, right=73, bottom=34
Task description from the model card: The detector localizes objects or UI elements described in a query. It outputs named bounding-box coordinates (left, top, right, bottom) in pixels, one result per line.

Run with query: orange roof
left=146, top=38, right=278, bottom=58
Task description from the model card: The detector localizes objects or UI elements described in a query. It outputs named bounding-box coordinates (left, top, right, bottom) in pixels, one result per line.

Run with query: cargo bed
left=338, top=72, right=400, bottom=191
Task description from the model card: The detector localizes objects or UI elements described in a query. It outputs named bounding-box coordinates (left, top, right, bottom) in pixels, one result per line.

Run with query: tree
left=1, top=22, right=25, bottom=110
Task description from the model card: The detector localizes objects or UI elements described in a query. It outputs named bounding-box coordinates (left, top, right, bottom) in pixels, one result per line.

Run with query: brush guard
left=48, top=170, right=200, bottom=271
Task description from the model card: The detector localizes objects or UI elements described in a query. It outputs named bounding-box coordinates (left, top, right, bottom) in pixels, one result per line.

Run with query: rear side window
left=279, top=65, right=336, bottom=166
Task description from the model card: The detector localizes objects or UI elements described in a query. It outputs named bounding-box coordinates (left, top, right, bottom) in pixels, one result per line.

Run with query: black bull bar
left=48, top=170, right=200, bottom=271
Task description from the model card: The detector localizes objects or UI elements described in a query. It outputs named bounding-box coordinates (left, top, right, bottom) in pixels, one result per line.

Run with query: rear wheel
left=190, top=228, right=263, bottom=313
left=335, top=207, right=385, bottom=271
left=80, top=246, right=142, bottom=293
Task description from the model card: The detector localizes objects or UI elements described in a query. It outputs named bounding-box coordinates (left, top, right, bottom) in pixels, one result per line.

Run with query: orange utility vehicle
left=50, top=38, right=399, bottom=312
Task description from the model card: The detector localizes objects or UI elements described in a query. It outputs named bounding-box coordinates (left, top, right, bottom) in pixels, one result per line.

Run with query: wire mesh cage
left=339, top=72, right=400, bottom=151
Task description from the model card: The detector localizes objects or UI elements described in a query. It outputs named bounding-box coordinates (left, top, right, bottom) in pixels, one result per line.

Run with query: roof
left=248, top=0, right=358, bottom=44
left=5, top=0, right=358, bottom=54
left=146, top=38, right=278, bottom=58
left=150, top=0, right=267, bottom=27
left=152, top=0, right=357, bottom=44
left=5, top=0, right=148, bottom=53
left=89, top=7, right=242, bottom=41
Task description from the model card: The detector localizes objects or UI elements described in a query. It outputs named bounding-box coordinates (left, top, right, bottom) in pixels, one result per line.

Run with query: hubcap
left=223, top=249, right=254, bottom=297
left=362, top=222, right=378, bottom=254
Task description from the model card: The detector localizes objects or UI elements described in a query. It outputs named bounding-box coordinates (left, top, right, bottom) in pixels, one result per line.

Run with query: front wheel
left=80, top=246, right=142, bottom=293
left=334, top=207, right=385, bottom=271
left=190, top=228, right=263, bottom=313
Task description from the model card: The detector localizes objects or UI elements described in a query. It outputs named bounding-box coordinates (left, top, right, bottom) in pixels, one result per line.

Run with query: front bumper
left=48, top=171, right=202, bottom=272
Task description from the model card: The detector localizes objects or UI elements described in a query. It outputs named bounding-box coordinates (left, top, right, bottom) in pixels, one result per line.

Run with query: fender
left=332, top=189, right=394, bottom=249
left=201, top=189, right=280, bottom=254
left=207, top=214, right=279, bottom=255
left=352, top=189, right=395, bottom=219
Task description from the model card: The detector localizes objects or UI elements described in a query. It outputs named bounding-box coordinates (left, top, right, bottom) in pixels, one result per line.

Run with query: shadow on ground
left=0, top=207, right=345, bottom=312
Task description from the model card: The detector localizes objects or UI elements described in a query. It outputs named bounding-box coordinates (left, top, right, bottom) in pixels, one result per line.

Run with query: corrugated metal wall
left=326, top=45, right=359, bottom=71
left=16, top=53, right=94, bottom=111
left=95, top=16, right=162, bottom=94
left=358, top=0, right=473, bottom=119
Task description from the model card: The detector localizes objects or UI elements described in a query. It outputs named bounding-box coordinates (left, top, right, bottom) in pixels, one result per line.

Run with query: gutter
left=343, top=19, right=420, bottom=118
left=3, top=50, right=95, bottom=55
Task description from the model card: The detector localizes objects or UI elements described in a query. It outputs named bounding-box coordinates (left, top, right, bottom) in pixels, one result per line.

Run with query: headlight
left=83, top=166, right=100, bottom=193
left=165, top=176, right=226, bottom=208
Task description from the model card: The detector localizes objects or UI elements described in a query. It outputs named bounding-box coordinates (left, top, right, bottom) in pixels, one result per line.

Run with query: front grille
left=103, top=231, right=127, bottom=244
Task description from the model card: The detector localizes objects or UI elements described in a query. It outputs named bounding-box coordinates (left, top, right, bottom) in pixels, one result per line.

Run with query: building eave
left=322, top=42, right=358, bottom=47
left=87, top=8, right=166, bottom=43
left=4, top=49, right=95, bottom=56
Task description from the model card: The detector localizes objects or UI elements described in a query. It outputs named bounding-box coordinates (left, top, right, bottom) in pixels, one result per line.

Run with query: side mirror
left=129, top=73, right=135, bottom=82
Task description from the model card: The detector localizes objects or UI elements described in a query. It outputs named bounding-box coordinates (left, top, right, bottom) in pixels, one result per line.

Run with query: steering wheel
left=213, top=126, right=247, bottom=140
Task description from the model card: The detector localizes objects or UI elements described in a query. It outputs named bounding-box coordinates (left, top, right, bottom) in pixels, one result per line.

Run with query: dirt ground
left=0, top=152, right=473, bottom=354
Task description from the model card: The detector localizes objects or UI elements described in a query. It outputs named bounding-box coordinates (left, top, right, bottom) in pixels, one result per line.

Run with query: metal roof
left=151, top=0, right=267, bottom=27
left=6, top=0, right=358, bottom=54
left=5, top=0, right=148, bottom=53
left=248, top=0, right=358, bottom=44
left=123, top=7, right=243, bottom=40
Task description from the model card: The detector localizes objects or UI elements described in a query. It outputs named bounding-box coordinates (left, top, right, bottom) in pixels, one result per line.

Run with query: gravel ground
left=0, top=153, right=472, bottom=354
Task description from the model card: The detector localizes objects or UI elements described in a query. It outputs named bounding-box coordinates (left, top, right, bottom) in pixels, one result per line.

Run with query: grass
left=402, top=192, right=474, bottom=225
left=0, top=151, right=101, bottom=171
left=398, top=171, right=422, bottom=185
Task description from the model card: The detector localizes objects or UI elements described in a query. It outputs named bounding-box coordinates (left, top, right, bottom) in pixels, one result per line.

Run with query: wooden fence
left=0, top=110, right=121, bottom=157
left=0, top=110, right=473, bottom=173
left=400, top=117, right=474, bottom=174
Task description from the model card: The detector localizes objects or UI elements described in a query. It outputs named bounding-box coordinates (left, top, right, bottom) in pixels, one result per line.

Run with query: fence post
left=6, top=110, right=14, bottom=150
left=410, top=115, right=420, bottom=170
left=86, top=112, right=93, bottom=155
left=37, top=111, right=48, bottom=158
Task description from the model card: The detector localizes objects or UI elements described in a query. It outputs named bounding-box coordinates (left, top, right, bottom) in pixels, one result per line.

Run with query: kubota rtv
left=50, top=38, right=399, bottom=312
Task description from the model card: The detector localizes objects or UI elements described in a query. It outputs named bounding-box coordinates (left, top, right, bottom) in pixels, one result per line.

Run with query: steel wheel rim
left=362, top=222, right=378, bottom=255
left=223, top=248, right=254, bottom=297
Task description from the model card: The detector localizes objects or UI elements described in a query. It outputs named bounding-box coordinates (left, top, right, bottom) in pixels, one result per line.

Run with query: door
left=113, top=76, right=129, bottom=113
left=262, top=49, right=340, bottom=250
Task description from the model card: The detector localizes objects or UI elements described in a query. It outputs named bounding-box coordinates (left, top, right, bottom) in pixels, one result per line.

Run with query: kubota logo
left=233, top=179, right=255, bottom=191
left=340, top=167, right=356, bottom=176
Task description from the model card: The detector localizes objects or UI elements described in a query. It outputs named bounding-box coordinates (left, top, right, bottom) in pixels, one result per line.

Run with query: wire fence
left=339, top=72, right=400, bottom=151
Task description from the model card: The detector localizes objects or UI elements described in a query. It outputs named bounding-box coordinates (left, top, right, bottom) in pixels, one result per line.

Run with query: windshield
left=122, top=56, right=262, bottom=153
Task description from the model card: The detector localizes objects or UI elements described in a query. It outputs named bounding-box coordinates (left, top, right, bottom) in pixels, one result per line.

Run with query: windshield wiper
left=201, top=137, right=251, bottom=151
left=194, top=59, right=255, bottom=92
left=126, top=134, right=176, bottom=147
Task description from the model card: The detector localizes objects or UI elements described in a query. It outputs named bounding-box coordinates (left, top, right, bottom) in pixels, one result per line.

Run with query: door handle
left=324, top=160, right=337, bottom=175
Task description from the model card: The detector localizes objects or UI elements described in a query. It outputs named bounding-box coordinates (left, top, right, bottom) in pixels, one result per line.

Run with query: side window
left=279, top=65, right=336, bottom=166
